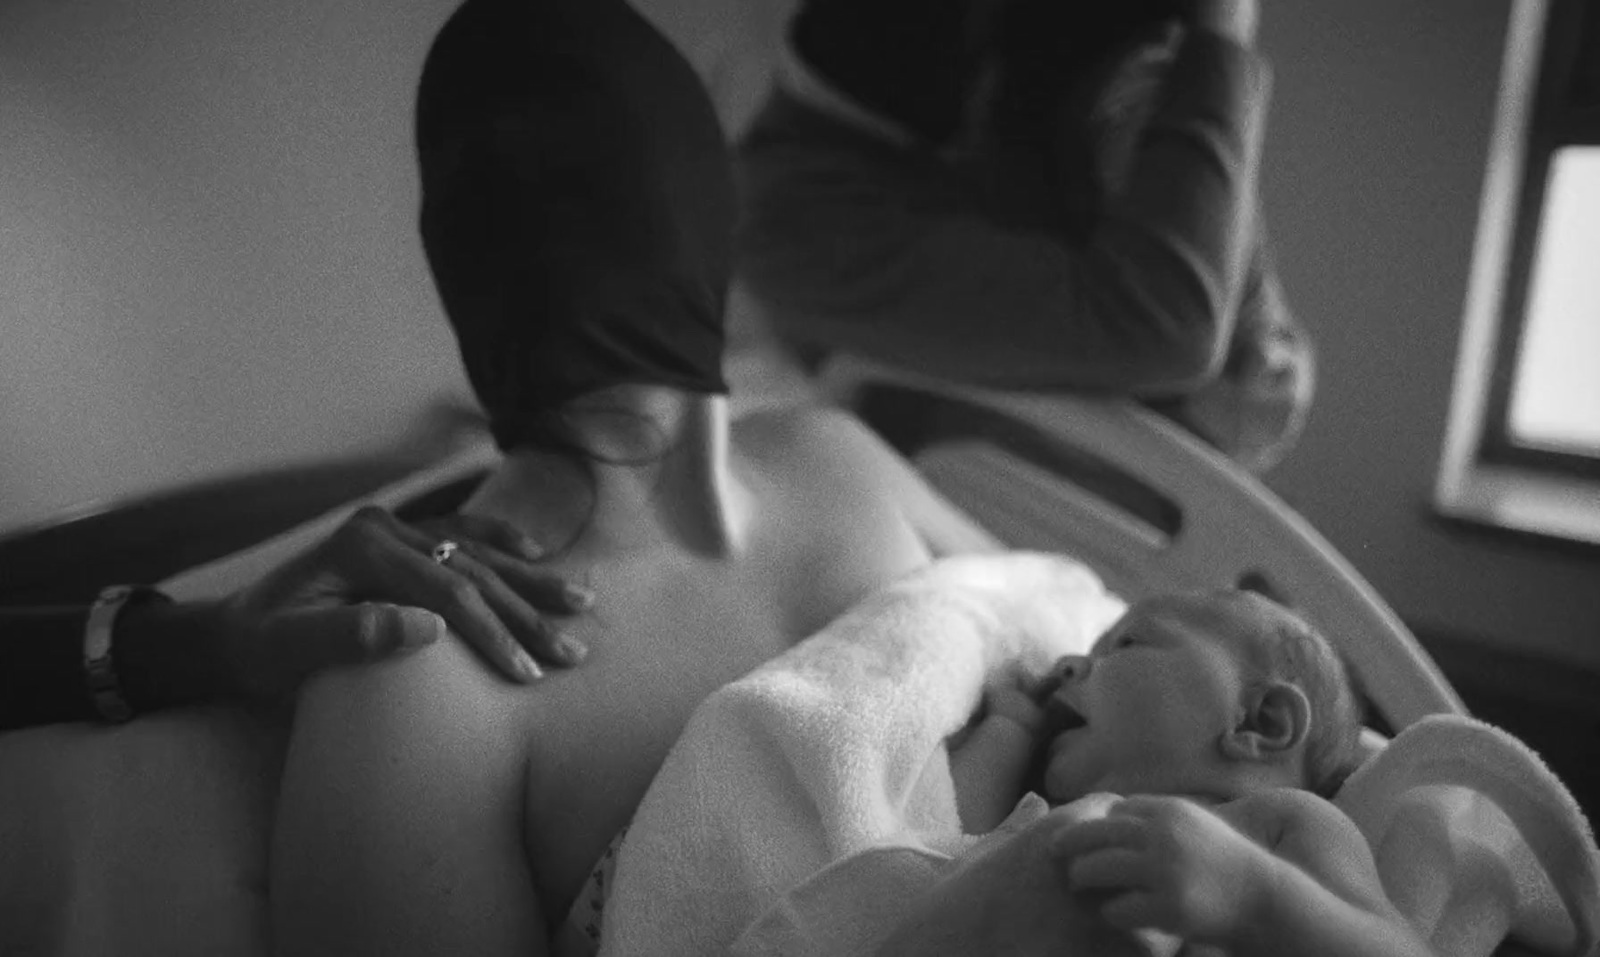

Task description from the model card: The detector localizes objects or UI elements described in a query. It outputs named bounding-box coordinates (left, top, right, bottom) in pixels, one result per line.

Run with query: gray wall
left=0, top=0, right=474, bottom=528
left=1260, top=0, right=1600, bottom=670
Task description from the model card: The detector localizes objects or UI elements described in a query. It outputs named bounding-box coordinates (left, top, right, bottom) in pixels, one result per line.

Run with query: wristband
left=84, top=584, right=173, bottom=723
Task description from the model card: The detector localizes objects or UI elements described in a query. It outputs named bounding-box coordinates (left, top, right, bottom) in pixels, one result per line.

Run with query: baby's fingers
left=1097, top=890, right=1171, bottom=934
left=985, top=683, right=1046, bottom=732
left=1059, top=847, right=1152, bottom=894
left=1049, top=814, right=1148, bottom=864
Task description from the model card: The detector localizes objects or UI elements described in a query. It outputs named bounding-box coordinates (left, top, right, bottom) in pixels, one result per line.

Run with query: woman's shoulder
left=733, top=401, right=1001, bottom=560
left=295, top=632, right=533, bottom=749
left=735, top=403, right=922, bottom=502
left=735, top=403, right=898, bottom=467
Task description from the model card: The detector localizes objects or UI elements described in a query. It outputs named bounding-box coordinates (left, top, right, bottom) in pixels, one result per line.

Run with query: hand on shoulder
left=202, top=505, right=595, bottom=702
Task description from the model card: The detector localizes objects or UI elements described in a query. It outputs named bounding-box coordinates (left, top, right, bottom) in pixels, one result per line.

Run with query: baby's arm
left=1212, top=790, right=1437, bottom=957
left=949, top=684, right=1044, bottom=833
left=1054, top=791, right=1437, bottom=957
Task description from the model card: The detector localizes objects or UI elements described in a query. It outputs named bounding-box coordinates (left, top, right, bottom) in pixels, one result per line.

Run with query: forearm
left=916, top=28, right=1273, bottom=390
left=0, top=607, right=97, bottom=730
left=116, top=600, right=231, bottom=712
left=737, top=39, right=1271, bottom=394
left=1230, top=859, right=1436, bottom=957
left=0, top=601, right=226, bottom=731
left=1086, top=28, right=1272, bottom=386
left=949, top=714, right=1034, bottom=833
left=787, top=0, right=989, bottom=145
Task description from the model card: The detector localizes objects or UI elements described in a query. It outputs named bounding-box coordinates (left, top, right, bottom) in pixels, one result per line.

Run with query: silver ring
left=431, top=539, right=460, bottom=565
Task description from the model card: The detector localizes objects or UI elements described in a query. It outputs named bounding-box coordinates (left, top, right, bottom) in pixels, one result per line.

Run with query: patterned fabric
left=554, top=827, right=628, bottom=957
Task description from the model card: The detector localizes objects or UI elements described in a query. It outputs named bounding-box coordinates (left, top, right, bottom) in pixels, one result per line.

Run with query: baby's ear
left=1220, top=681, right=1310, bottom=763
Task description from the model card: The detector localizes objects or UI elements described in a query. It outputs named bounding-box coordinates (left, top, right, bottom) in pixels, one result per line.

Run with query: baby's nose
left=1051, top=654, right=1090, bottom=683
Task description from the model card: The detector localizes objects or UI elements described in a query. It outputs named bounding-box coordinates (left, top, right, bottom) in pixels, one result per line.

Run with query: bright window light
left=1508, top=146, right=1600, bottom=455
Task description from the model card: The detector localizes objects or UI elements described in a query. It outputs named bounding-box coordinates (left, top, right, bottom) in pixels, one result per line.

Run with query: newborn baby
left=932, top=590, right=1434, bottom=957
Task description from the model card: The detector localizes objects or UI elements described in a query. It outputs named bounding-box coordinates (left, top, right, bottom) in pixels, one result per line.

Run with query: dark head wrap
left=416, top=0, right=735, bottom=450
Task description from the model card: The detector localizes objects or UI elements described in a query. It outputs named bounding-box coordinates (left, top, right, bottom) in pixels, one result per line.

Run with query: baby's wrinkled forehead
left=1119, top=591, right=1235, bottom=627
left=1107, top=590, right=1286, bottom=650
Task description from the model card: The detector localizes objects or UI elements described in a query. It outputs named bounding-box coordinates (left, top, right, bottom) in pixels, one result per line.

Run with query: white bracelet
left=83, top=584, right=168, bottom=723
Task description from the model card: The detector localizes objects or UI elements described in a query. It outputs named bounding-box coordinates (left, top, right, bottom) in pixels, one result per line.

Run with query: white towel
left=596, top=552, right=1126, bottom=957
left=1334, top=714, right=1600, bottom=957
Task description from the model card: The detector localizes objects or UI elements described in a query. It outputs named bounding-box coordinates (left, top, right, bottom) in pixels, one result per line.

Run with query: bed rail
left=818, top=355, right=1467, bottom=733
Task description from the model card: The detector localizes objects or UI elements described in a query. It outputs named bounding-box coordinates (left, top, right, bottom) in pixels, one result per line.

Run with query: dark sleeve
left=788, top=0, right=989, bottom=146
left=0, top=606, right=97, bottom=731
left=737, top=29, right=1271, bottom=395
left=0, top=601, right=223, bottom=732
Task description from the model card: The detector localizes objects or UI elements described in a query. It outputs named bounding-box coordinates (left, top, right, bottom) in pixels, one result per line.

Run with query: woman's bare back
left=493, top=406, right=945, bottom=922
left=272, top=405, right=994, bottom=954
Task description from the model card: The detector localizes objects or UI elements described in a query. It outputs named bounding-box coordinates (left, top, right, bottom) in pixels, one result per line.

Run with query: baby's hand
left=1050, top=795, right=1274, bottom=947
left=984, top=680, right=1048, bottom=734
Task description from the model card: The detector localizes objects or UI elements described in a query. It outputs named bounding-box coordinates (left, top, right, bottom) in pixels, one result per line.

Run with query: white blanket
left=1337, top=714, right=1599, bottom=957
left=596, top=552, right=1126, bottom=957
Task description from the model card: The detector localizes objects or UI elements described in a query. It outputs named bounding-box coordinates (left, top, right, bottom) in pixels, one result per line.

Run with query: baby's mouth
left=1043, top=696, right=1088, bottom=736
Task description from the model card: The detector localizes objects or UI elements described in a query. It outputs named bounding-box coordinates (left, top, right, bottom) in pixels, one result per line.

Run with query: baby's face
left=1039, top=593, right=1275, bottom=803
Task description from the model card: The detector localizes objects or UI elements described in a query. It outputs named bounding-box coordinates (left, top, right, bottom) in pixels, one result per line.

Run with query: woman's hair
left=1233, top=594, right=1364, bottom=798
left=414, top=0, right=736, bottom=453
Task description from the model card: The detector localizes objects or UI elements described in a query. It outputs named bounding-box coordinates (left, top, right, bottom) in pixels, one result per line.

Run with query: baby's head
left=1039, top=589, right=1361, bottom=804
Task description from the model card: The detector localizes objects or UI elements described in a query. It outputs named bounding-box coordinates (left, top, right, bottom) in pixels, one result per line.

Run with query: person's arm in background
left=1055, top=0, right=1314, bottom=472
left=783, top=0, right=997, bottom=147
left=736, top=2, right=1270, bottom=395
left=0, top=506, right=593, bottom=732
left=1145, top=234, right=1317, bottom=472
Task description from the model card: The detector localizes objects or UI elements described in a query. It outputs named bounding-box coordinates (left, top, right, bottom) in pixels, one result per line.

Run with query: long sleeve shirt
left=0, top=602, right=220, bottom=732
left=736, top=22, right=1314, bottom=469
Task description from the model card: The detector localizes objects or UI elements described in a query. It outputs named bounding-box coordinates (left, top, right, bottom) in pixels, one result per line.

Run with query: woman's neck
left=465, top=392, right=752, bottom=560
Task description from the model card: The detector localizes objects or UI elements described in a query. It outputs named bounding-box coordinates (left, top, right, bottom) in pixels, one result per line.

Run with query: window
left=1437, top=0, right=1600, bottom=546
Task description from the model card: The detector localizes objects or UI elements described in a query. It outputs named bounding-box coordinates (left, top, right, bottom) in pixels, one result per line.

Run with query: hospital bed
left=0, top=361, right=1590, bottom=957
